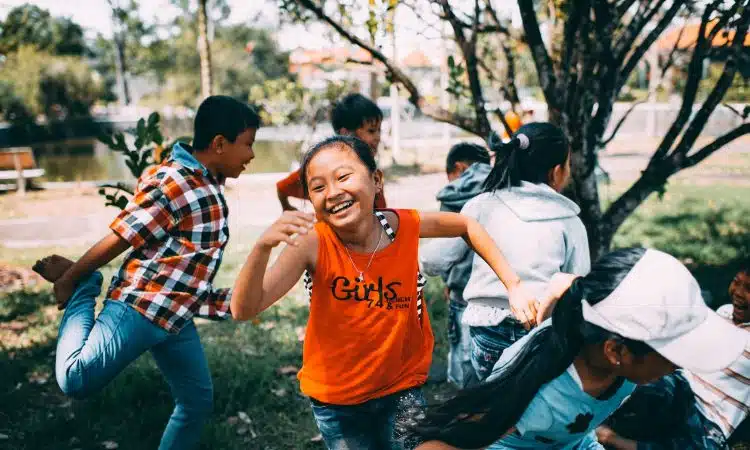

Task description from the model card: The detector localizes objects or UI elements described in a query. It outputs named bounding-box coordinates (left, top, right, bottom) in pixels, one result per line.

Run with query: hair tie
left=516, top=133, right=530, bottom=150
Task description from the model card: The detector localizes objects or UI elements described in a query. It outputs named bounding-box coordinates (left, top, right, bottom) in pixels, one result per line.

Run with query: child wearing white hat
left=406, top=247, right=748, bottom=450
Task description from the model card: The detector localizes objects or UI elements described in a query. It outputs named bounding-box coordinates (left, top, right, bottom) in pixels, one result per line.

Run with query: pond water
left=32, top=139, right=303, bottom=182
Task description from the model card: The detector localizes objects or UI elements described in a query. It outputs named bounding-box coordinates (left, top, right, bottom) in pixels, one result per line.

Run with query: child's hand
left=508, top=283, right=538, bottom=330
left=536, top=273, right=579, bottom=324
left=258, top=211, right=315, bottom=250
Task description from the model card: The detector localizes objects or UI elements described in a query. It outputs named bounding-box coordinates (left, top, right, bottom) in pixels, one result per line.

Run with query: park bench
left=0, top=148, right=45, bottom=195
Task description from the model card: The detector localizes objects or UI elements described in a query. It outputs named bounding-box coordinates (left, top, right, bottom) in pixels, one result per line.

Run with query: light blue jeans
left=55, top=272, right=213, bottom=450
left=447, top=298, right=477, bottom=389
left=310, top=387, right=426, bottom=450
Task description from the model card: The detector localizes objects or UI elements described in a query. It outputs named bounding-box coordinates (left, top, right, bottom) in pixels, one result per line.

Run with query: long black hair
left=299, top=135, right=377, bottom=197
left=409, top=248, right=653, bottom=448
left=483, top=122, right=569, bottom=192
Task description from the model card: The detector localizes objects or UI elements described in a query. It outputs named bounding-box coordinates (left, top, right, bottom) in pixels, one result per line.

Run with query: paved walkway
left=1, top=146, right=748, bottom=249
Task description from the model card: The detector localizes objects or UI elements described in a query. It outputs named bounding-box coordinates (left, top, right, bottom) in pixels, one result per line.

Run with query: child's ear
left=373, top=169, right=384, bottom=191
left=211, top=135, right=225, bottom=154
left=602, top=339, right=626, bottom=369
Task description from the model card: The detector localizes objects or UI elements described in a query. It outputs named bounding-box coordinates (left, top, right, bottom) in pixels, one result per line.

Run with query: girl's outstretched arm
left=231, top=211, right=316, bottom=321
left=419, top=211, right=538, bottom=328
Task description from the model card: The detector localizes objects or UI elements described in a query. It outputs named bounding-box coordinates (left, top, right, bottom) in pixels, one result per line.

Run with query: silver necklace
left=342, top=216, right=384, bottom=282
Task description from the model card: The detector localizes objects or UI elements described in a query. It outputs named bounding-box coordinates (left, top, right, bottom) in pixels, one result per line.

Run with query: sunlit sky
left=0, top=0, right=520, bottom=59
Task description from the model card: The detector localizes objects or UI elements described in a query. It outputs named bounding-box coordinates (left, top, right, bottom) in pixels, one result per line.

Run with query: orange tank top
left=297, top=209, right=434, bottom=405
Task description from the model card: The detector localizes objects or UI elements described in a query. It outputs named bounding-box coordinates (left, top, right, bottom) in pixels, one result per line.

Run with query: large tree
left=285, top=0, right=750, bottom=259
left=0, top=4, right=86, bottom=56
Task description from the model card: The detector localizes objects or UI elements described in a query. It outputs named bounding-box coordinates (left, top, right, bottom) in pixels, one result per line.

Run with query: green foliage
left=446, top=55, right=470, bottom=99
left=97, top=112, right=189, bottom=209
left=0, top=4, right=86, bottom=56
left=248, top=79, right=357, bottom=127
left=0, top=81, right=34, bottom=124
left=0, top=46, right=104, bottom=120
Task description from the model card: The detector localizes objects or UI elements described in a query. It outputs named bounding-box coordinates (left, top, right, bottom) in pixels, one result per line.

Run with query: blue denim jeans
left=55, top=272, right=213, bottom=450
left=447, top=300, right=477, bottom=389
left=606, top=372, right=728, bottom=450
left=310, top=387, right=426, bottom=450
left=470, top=318, right=528, bottom=382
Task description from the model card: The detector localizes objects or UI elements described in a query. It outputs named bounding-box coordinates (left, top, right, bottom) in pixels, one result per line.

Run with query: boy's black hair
left=299, top=135, right=376, bottom=197
left=331, top=93, right=383, bottom=133
left=192, top=95, right=261, bottom=151
left=483, top=122, right=569, bottom=192
left=446, top=142, right=490, bottom=173
left=411, top=248, right=654, bottom=448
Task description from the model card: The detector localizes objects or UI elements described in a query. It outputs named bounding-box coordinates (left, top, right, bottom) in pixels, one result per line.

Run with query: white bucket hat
left=582, top=249, right=748, bottom=373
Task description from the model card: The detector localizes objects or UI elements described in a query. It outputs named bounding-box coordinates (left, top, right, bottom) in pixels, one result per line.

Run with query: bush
left=0, top=46, right=104, bottom=121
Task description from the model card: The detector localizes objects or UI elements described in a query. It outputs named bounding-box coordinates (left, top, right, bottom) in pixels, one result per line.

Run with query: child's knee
left=180, top=385, right=214, bottom=419
left=56, top=365, right=90, bottom=399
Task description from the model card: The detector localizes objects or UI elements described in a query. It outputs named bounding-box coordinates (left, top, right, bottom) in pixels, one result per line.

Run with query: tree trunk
left=197, top=0, right=213, bottom=99
left=113, top=35, right=130, bottom=105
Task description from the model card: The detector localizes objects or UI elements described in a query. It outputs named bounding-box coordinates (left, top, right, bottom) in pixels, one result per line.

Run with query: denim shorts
left=310, top=387, right=425, bottom=450
left=447, top=300, right=477, bottom=389
left=470, top=318, right=528, bottom=382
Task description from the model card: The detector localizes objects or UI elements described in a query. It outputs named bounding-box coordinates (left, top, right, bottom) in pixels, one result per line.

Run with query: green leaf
left=153, top=130, right=164, bottom=146
left=134, top=137, right=144, bottom=150
left=98, top=188, right=105, bottom=195
left=136, top=118, right=146, bottom=138
left=147, top=112, right=160, bottom=127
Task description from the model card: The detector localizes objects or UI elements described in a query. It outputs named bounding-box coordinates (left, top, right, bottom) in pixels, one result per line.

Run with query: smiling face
left=304, top=142, right=383, bottom=230
left=215, top=128, right=256, bottom=179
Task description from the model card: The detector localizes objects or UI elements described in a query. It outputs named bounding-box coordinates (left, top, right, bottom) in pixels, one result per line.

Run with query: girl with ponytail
left=410, top=248, right=748, bottom=449
left=422, top=122, right=590, bottom=383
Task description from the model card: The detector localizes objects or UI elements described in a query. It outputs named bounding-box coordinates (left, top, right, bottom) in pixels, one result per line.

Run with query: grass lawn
left=1, top=181, right=749, bottom=449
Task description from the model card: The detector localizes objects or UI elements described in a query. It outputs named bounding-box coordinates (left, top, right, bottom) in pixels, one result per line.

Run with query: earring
left=615, top=360, right=621, bottom=367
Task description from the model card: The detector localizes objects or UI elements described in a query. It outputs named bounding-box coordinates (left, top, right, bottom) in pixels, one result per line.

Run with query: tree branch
left=292, top=0, right=482, bottom=135
left=485, top=0, right=520, bottom=108
left=723, top=103, right=750, bottom=120
left=670, top=3, right=750, bottom=165
left=598, top=100, right=647, bottom=147
left=438, top=0, right=491, bottom=137
left=685, top=123, right=750, bottom=167
left=647, top=0, right=719, bottom=166
left=518, top=0, right=559, bottom=110
left=618, top=1, right=683, bottom=93
left=614, top=0, right=667, bottom=63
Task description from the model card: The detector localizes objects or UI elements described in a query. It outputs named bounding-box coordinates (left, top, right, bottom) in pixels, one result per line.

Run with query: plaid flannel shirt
left=107, top=143, right=232, bottom=333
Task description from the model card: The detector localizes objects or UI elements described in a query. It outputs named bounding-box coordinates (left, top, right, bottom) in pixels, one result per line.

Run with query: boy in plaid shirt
left=32, top=95, right=259, bottom=450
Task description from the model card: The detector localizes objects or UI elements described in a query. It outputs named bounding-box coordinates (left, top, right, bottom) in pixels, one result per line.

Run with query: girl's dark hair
left=483, top=122, right=569, bottom=192
left=299, top=135, right=377, bottom=196
left=192, top=95, right=261, bottom=151
left=446, top=143, right=490, bottom=173
left=411, top=247, right=652, bottom=448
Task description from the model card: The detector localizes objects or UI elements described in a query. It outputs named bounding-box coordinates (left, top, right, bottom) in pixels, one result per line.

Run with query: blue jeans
left=447, top=299, right=477, bottom=389
left=470, top=318, right=528, bottom=382
left=55, top=272, right=213, bottom=450
left=310, top=387, right=425, bottom=450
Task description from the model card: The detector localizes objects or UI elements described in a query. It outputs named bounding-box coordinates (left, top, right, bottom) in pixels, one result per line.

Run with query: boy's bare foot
left=32, top=255, right=74, bottom=283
